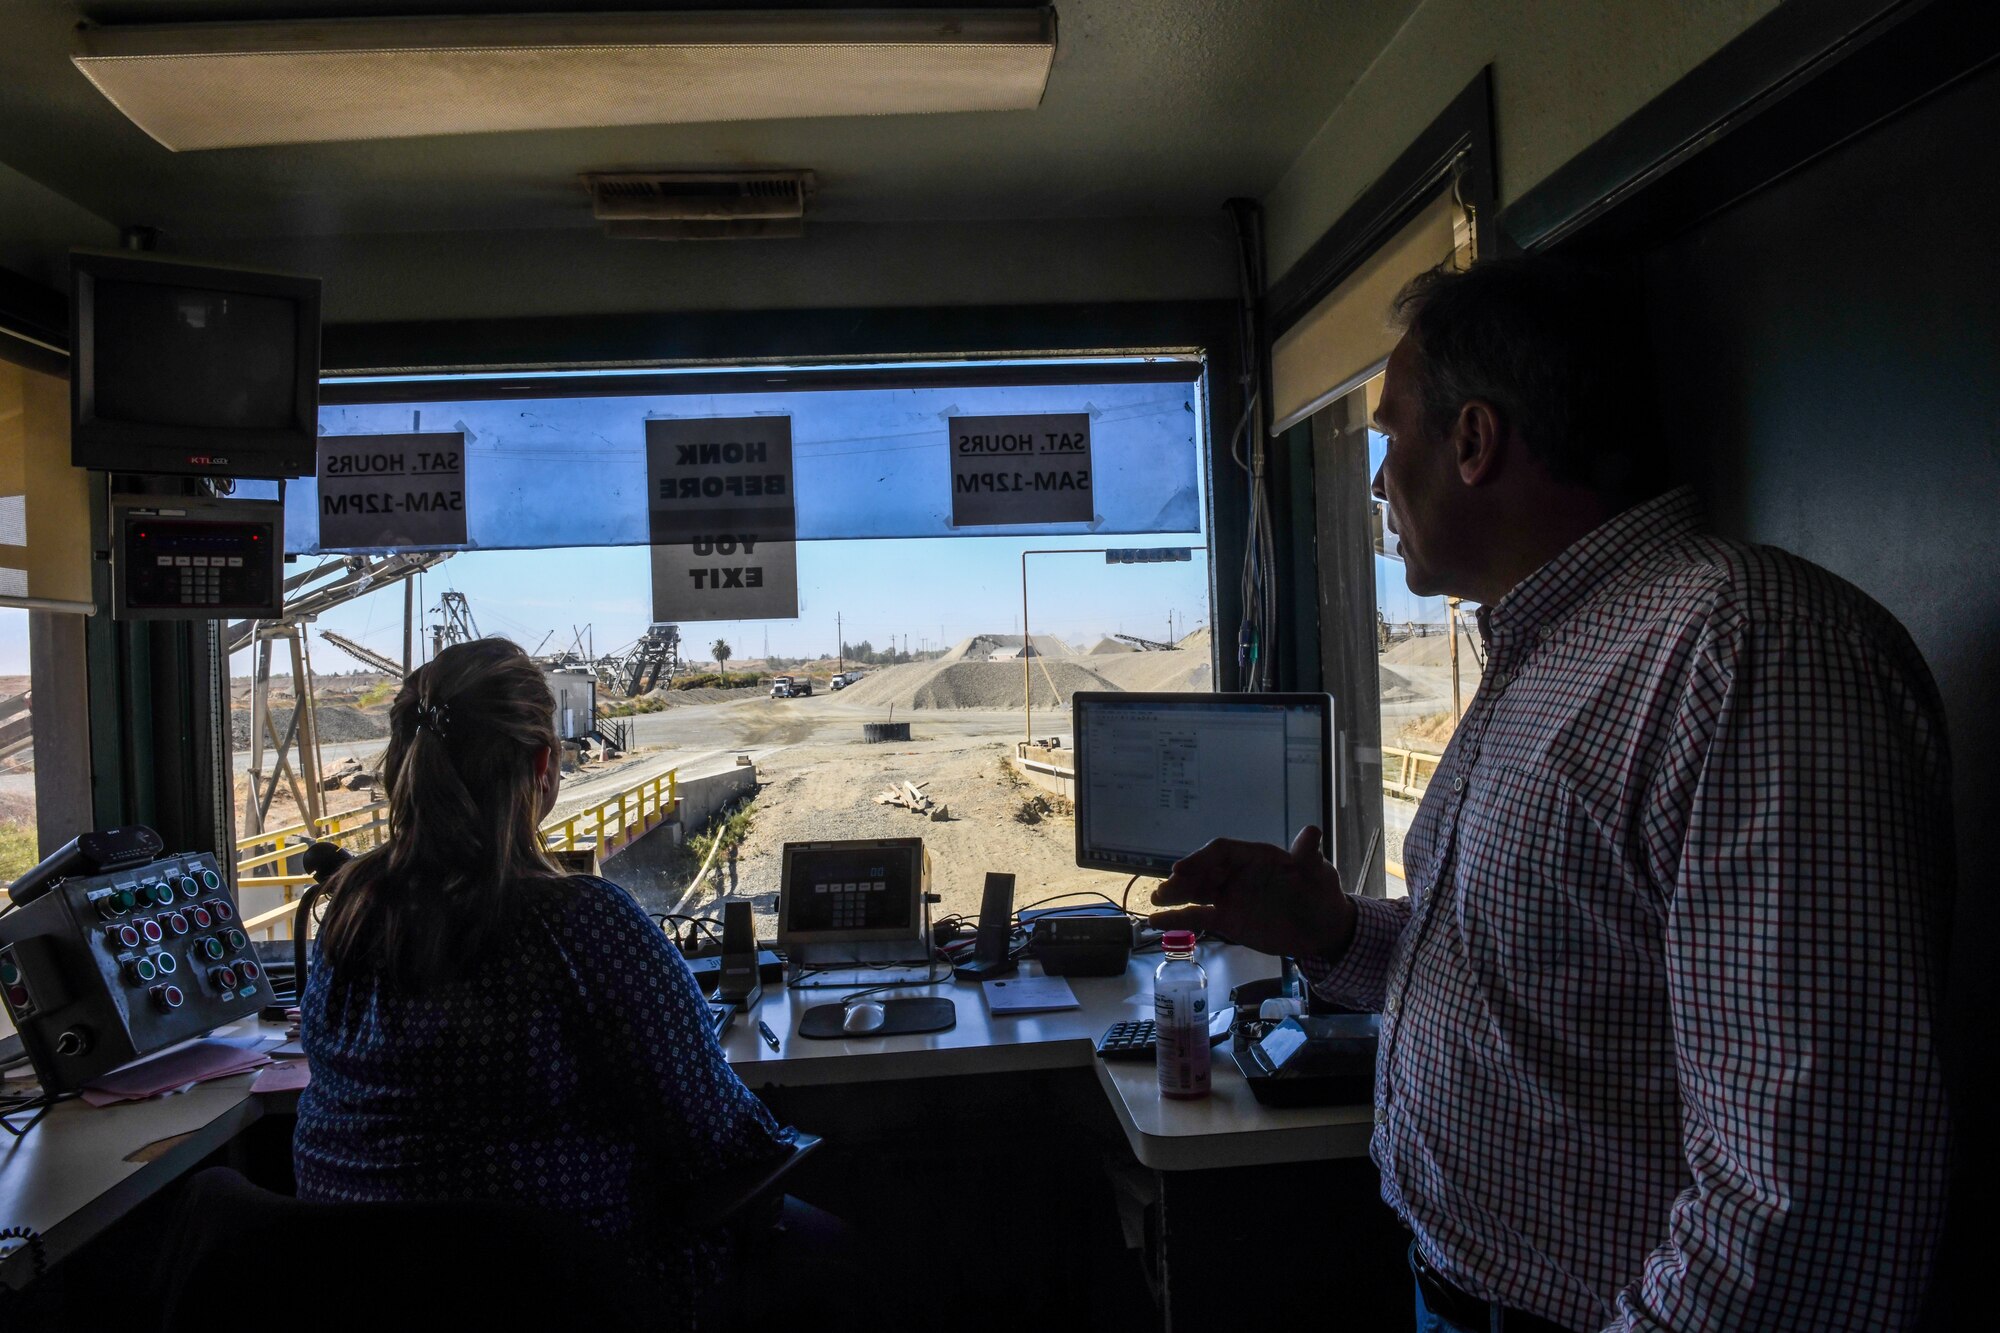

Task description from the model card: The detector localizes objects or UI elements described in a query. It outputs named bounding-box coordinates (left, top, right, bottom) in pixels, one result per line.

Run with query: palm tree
left=711, top=639, right=732, bottom=672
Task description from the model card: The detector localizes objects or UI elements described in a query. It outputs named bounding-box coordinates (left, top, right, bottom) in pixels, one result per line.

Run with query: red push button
left=152, top=984, right=185, bottom=1010
left=141, top=919, right=164, bottom=943
left=190, top=907, right=213, bottom=929
left=211, top=966, right=238, bottom=990
left=113, top=924, right=142, bottom=949
left=209, top=900, right=235, bottom=923
left=166, top=912, right=190, bottom=936
left=238, top=960, right=262, bottom=981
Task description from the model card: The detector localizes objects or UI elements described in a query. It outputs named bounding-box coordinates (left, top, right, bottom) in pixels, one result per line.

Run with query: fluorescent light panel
left=73, top=9, right=1057, bottom=152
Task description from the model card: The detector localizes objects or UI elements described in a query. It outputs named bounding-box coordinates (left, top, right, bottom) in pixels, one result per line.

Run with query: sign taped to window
left=647, top=416, right=799, bottom=622
left=317, top=431, right=467, bottom=550
left=948, top=413, right=1092, bottom=527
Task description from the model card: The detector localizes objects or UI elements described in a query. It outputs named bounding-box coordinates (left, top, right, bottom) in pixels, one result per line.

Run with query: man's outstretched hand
left=1148, top=826, right=1355, bottom=961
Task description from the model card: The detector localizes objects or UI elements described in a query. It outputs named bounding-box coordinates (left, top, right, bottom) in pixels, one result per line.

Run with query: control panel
left=0, top=851, right=275, bottom=1092
left=111, top=495, right=284, bottom=620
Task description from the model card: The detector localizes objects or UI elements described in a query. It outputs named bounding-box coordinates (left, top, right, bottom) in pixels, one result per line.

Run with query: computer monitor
left=69, top=250, right=322, bottom=479
left=1071, top=692, right=1334, bottom=877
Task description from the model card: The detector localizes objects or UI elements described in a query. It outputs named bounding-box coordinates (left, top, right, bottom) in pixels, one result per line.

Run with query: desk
left=1, top=943, right=1377, bottom=1308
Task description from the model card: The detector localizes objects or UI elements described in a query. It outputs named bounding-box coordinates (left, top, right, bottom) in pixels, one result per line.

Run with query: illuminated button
left=224, top=928, right=246, bottom=951
left=127, top=957, right=158, bottom=984
left=112, top=889, right=139, bottom=913
left=113, top=924, right=142, bottom=949
left=152, top=984, right=185, bottom=1011
left=211, top=966, right=238, bottom=990
left=140, top=919, right=164, bottom=943
left=190, top=906, right=213, bottom=929
left=166, top=912, right=190, bottom=936
left=210, top=900, right=236, bottom=923
left=154, top=951, right=178, bottom=975
left=179, top=877, right=200, bottom=900
left=201, top=937, right=225, bottom=961
left=200, top=869, right=220, bottom=891
left=238, top=960, right=261, bottom=982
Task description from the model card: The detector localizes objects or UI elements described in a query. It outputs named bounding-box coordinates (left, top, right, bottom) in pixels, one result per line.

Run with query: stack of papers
left=80, top=1038, right=275, bottom=1107
left=982, top=975, right=1080, bottom=1015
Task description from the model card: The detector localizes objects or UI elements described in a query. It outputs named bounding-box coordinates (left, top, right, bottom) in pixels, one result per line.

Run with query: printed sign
left=316, top=432, right=467, bottom=550
left=948, top=413, right=1093, bottom=527
left=646, top=416, right=798, bottom=622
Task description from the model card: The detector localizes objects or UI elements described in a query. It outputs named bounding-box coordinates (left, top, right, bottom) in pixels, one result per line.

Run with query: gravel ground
left=231, top=703, right=389, bottom=751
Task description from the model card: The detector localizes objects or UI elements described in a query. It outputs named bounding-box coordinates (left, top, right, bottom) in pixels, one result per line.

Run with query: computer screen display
left=70, top=250, right=321, bottom=479
left=778, top=839, right=925, bottom=943
left=1072, top=692, right=1333, bottom=876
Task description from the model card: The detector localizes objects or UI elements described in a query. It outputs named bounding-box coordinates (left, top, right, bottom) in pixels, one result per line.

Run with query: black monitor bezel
left=70, top=249, right=322, bottom=479
left=1071, top=690, right=1336, bottom=877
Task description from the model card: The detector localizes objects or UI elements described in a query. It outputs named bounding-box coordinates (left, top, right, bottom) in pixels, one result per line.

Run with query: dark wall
left=1645, top=54, right=1999, bottom=1210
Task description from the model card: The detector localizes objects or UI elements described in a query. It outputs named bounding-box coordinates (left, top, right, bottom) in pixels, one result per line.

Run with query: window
left=230, top=359, right=1217, bottom=950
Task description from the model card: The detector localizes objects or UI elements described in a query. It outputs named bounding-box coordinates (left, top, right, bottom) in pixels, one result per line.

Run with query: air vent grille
left=581, top=171, right=816, bottom=239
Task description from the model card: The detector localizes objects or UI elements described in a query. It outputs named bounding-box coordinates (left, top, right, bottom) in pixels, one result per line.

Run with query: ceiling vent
left=581, top=171, right=816, bottom=240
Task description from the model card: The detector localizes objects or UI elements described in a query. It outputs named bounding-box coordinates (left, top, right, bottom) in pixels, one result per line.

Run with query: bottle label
left=1155, top=986, right=1211, bottom=1096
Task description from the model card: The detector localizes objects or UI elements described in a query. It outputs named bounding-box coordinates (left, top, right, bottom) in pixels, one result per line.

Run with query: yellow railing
left=235, top=767, right=680, bottom=942
left=1382, top=746, right=1444, bottom=800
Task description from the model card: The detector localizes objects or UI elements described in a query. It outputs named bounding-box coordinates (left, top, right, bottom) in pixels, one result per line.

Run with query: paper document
left=250, top=1060, right=312, bottom=1094
left=982, top=975, right=1080, bottom=1015
left=80, top=1039, right=272, bottom=1106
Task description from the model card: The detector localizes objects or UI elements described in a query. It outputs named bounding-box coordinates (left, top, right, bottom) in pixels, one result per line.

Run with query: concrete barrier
left=656, top=764, right=758, bottom=844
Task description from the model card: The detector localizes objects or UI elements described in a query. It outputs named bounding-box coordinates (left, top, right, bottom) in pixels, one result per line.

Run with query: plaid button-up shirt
left=1311, top=487, right=1952, bottom=1331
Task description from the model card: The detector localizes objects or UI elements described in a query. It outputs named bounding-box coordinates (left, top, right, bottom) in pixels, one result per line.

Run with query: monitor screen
left=92, top=280, right=301, bottom=431
left=70, top=250, right=321, bottom=479
left=1072, top=692, right=1334, bottom=876
left=778, top=839, right=925, bottom=943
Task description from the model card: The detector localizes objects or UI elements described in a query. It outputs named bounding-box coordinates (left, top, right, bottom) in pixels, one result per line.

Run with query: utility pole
left=836, top=612, right=843, bottom=674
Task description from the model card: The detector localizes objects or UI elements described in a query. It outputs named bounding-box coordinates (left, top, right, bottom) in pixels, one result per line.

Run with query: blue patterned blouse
left=295, top=875, right=793, bottom=1309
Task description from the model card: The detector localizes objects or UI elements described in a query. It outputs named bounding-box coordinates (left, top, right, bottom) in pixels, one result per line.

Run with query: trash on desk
left=982, top=975, right=1080, bottom=1015
left=250, top=1060, right=311, bottom=1094
left=79, top=1039, right=273, bottom=1106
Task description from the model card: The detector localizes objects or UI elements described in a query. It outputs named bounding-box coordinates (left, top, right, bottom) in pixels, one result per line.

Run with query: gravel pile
left=1089, top=648, right=1212, bottom=693
left=231, top=704, right=389, bottom=751
left=835, top=658, right=1120, bottom=711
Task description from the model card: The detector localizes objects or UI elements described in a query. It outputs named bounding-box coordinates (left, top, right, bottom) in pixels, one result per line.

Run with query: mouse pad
left=798, top=997, right=957, bottom=1039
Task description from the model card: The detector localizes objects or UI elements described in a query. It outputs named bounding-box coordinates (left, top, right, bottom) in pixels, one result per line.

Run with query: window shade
left=0, top=361, right=94, bottom=613
left=1268, top=190, right=1467, bottom=435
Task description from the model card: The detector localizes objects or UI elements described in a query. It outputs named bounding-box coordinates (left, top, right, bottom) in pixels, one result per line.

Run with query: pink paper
left=250, top=1060, right=311, bottom=1093
left=81, top=1039, right=272, bottom=1106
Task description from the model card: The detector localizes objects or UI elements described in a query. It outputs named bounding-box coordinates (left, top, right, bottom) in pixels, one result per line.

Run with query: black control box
left=111, top=495, right=284, bottom=621
left=1030, top=915, right=1133, bottom=977
left=0, top=852, right=275, bottom=1092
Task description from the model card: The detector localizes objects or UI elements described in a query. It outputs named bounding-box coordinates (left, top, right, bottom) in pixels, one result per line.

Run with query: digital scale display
left=113, top=497, right=284, bottom=619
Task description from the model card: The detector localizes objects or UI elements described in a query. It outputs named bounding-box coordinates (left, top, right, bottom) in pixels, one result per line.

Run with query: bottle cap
left=1162, top=930, right=1197, bottom=952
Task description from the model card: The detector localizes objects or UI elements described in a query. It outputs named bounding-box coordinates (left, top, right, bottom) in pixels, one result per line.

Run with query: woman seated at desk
left=295, top=638, right=795, bottom=1319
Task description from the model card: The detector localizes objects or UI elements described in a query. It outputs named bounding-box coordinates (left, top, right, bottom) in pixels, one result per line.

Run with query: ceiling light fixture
left=72, top=8, right=1058, bottom=152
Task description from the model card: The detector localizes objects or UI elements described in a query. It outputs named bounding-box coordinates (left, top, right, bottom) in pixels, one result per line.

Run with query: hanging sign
left=948, top=412, right=1093, bottom=527
left=646, top=416, right=798, bottom=622
left=316, top=431, right=468, bottom=550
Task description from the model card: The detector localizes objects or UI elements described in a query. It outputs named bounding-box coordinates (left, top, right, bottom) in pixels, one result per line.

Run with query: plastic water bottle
left=1154, top=930, right=1210, bottom=1099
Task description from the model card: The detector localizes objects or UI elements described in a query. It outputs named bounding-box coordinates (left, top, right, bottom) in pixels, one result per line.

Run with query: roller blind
left=1269, top=189, right=1470, bottom=434
left=0, top=360, right=94, bottom=613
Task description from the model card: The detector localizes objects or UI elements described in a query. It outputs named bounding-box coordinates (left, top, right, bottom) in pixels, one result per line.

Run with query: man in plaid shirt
left=1154, top=258, right=1952, bottom=1331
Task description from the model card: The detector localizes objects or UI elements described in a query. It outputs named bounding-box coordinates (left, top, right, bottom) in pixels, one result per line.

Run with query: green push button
left=202, top=937, right=225, bottom=960
left=179, top=877, right=200, bottom=900
left=225, top=928, right=247, bottom=951
left=151, top=883, right=176, bottom=906
left=201, top=869, right=220, bottom=890
left=113, top=889, right=139, bottom=913
left=130, top=957, right=157, bottom=983
left=0, top=959, right=19, bottom=986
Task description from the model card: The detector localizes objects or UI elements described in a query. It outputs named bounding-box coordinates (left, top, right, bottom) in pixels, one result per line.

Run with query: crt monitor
left=69, top=250, right=322, bottom=479
left=1071, top=692, right=1334, bottom=877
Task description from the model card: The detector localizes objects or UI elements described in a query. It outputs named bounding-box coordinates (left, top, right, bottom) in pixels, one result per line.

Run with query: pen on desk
left=757, top=1020, right=781, bottom=1052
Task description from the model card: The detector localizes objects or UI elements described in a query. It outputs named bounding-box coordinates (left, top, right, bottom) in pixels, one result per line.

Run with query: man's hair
left=1392, top=255, right=1662, bottom=501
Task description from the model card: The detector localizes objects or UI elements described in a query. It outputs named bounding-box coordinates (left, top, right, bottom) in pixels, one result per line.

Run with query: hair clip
left=417, top=700, right=452, bottom=739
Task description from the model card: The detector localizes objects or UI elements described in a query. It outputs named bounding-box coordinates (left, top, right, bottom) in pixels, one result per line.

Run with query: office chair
left=149, top=1136, right=822, bottom=1333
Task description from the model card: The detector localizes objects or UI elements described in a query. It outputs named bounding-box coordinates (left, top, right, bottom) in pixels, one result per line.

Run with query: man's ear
left=535, top=746, right=551, bottom=780
left=1452, top=399, right=1506, bottom=486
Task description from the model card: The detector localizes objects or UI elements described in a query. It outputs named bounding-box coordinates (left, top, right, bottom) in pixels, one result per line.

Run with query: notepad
left=982, top=975, right=1079, bottom=1015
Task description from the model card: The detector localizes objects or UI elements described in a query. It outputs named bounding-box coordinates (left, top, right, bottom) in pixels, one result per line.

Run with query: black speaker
left=715, top=899, right=762, bottom=1007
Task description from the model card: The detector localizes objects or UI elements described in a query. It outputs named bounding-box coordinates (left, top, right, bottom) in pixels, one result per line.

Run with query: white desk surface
left=3, top=943, right=1372, bottom=1286
left=720, top=944, right=1376, bottom=1171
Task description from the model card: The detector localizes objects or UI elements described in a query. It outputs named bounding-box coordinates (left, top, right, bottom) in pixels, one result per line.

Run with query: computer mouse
left=842, top=1000, right=888, bottom=1034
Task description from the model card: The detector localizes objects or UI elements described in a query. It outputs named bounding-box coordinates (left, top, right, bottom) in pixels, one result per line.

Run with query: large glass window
left=228, top=359, right=1216, bottom=948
